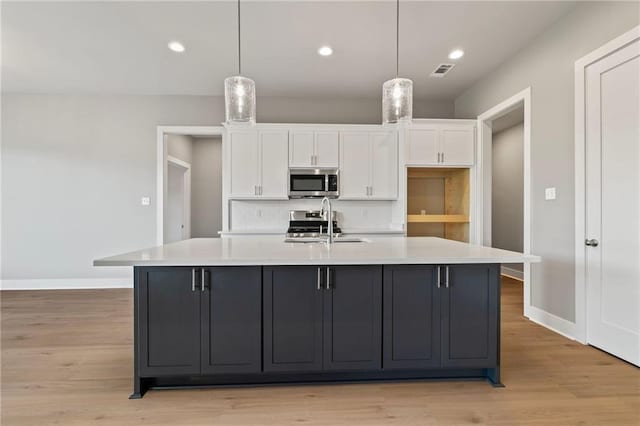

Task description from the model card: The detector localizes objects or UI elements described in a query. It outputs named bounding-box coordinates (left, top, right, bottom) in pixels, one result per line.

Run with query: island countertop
left=94, top=236, right=540, bottom=267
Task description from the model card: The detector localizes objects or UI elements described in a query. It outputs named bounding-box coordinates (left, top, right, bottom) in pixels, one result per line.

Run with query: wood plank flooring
left=1, top=278, right=638, bottom=425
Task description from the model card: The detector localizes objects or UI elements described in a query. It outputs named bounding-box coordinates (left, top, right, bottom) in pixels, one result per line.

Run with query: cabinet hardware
left=259, top=185, right=263, bottom=196
left=191, top=268, right=197, bottom=292
left=436, top=266, right=441, bottom=289
left=201, top=269, right=206, bottom=292
left=326, top=267, right=331, bottom=290
left=317, top=267, right=322, bottom=290
left=442, top=152, right=445, bottom=163
left=445, top=266, right=450, bottom=288
left=585, top=239, right=599, bottom=247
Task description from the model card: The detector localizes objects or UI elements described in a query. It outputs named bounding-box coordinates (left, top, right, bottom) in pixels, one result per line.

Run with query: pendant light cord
left=237, top=0, right=242, bottom=75
left=396, top=0, right=399, bottom=78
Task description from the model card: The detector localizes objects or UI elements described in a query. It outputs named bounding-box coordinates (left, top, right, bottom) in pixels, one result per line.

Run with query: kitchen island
left=94, top=237, right=540, bottom=398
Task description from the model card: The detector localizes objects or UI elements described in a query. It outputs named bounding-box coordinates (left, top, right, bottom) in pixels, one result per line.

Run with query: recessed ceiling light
left=168, top=41, right=186, bottom=53
left=317, top=46, right=333, bottom=56
left=448, top=49, right=464, bottom=60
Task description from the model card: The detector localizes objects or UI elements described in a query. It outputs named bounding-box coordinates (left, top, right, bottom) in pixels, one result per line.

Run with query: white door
left=585, top=38, right=640, bottom=366
left=259, top=131, right=289, bottom=198
left=406, top=127, right=439, bottom=165
left=165, top=162, right=189, bottom=243
left=441, top=126, right=474, bottom=166
left=340, top=132, right=370, bottom=199
left=314, top=131, right=339, bottom=167
left=289, top=131, right=314, bottom=167
left=370, top=131, right=398, bottom=199
left=229, top=131, right=259, bottom=197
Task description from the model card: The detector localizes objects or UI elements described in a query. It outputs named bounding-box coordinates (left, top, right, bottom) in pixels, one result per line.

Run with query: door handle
left=317, top=267, right=322, bottom=290
left=201, top=269, right=206, bottom=291
left=326, top=267, right=331, bottom=290
left=441, top=152, right=445, bottom=163
left=585, top=239, right=599, bottom=247
left=192, top=268, right=197, bottom=292
left=436, top=266, right=441, bottom=289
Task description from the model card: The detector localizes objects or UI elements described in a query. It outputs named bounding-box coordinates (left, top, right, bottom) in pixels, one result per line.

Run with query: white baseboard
left=501, top=266, right=524, bottom=281
left=0, top=278, right=133, bottom=290
left=526, top=305, right=577, bottom=341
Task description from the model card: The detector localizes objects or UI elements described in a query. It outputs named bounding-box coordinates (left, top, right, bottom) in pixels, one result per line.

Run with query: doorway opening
left=476, top=88, right=531, bottom=317
left=156, top=126, right=224, bottom=245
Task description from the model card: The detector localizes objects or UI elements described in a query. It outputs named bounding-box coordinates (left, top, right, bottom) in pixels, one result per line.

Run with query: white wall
left=454, top=1, right=640, bottom=323
left=492, top=123, right=524, bottom=270
left=1, top=94, right=452, bottom=286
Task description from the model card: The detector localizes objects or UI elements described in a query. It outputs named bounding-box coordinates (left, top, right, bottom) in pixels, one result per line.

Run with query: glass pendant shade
left=382, top=77, right=413, bottom=124
left=224, top=76, right=256, bottom=124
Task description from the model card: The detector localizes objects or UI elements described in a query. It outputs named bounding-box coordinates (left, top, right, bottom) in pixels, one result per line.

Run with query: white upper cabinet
left=340, top=130, right=398, bottom=200
left=406, top=121, right=475, bottom=166
left=229, top=130, right=259, bottom=198
left=289, top=130, right=339, bottom=167
left=314, top=131, right=339, bottom=167
left=340, top=132, right=370, bottom=199
left=229, top=129, right=288, bottom=199
left=440, top=126, right=475, bottom=165
left=406, top=125, right=439, bottom=165
left=259, top=131, right=289, bottom=198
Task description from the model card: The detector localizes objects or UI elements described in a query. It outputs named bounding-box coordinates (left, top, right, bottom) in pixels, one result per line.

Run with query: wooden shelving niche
left=407, top=167, right=470, bottom=242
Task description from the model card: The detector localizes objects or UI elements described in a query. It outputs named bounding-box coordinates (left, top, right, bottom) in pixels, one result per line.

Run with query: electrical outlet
left=141, top=197, right=150, bottom=206
left=545, top=187, right=556, bottom=201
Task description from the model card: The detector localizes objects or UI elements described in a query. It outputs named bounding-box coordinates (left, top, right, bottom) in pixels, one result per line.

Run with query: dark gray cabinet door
left=263, top=266, right=324, bottom=372
left=200, top=267, right=262, bottom=375
left=383, top=265, right=441, bottom=369
left=138, top=267, right=201, bottom=377
left=323, top=266, right=382, bottom=371
left=441, top=264, right=499, bottom=368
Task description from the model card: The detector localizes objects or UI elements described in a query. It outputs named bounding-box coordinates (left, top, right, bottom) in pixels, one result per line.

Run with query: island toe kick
left=129, top=263, right=503, bottom=398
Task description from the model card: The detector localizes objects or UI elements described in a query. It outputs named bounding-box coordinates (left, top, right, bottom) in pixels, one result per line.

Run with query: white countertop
left=94, top=237, right=540, bottom=267
left=218, top=229, right=405, bottom=236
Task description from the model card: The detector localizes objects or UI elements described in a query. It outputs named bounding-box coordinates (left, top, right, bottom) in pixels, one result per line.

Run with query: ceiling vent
left=430, top=63, right=455, bottom=77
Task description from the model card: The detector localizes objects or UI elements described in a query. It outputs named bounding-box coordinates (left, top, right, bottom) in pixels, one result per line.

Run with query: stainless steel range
left=285, top=210, right=342, bottom=239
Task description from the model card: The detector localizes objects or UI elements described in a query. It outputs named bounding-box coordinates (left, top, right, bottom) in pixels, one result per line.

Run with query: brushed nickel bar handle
left=317, top=267, right=322, bottom=290
left=192, top=268, right=197, bottom=292
left=445, top=266, right=450, bottom=288
left=326, top=267, right=331, bottom=290
left=201, top=269, right=206, bottom=292
left=436, top=266, right=441, bottom=289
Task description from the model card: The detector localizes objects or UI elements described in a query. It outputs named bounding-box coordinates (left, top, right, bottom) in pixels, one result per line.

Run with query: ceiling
left=2, top=1, right=576, bottom=101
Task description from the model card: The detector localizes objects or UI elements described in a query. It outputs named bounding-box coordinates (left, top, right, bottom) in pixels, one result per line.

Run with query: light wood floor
left=1, top=278, right=638, bottom=425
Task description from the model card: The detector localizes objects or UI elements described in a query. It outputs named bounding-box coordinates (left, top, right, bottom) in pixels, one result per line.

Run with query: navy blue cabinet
left=200, top=267, right=262, bottom=375
left=263, top=265, right=383, bottom=373
left=263, top=266, right=324, bottom=372
left=383, top=264, right=499, bottom=370
left=441, top=264, right=499, bottom=368
left=323, top=266, right=382, bottom=371
left=136, top=266, right=262, bottom=378
left=383, top=265, right=441, bottom=369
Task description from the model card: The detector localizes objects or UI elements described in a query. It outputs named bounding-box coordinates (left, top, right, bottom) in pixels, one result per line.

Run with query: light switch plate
left=141, top=197, right=150, bottom=206
left=545, top=187, right=556, bottom=200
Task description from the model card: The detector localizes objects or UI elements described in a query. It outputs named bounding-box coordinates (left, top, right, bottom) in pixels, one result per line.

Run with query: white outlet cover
left=141, top=197, right=150, bottom=206
left=545, top=187, right=556, bottom=200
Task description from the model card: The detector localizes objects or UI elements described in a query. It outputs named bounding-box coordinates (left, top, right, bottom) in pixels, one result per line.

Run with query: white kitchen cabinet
left=340, top=130, right=398, bottom=200
left=289, top=130, right=339, bottom=167
left=229, top=129, right=288, bottom=199
left=406, top=122, right=475, bottom=166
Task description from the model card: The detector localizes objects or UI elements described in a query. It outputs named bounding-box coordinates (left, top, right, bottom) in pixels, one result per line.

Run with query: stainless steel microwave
left=288, top=168, right=339, bottom=199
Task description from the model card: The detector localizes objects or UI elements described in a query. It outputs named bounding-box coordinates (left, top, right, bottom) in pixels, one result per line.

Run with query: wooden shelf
left=407, top=214, right=469, bottom=224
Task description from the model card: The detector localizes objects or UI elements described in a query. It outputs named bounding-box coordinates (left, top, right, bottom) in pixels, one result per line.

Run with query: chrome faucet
left=319, top=197, right=333, bottom=244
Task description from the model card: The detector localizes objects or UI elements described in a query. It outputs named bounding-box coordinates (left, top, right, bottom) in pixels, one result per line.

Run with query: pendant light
left=382, top=0, right=412, bottom=124
left=225, top=0, right=256, bottom=124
